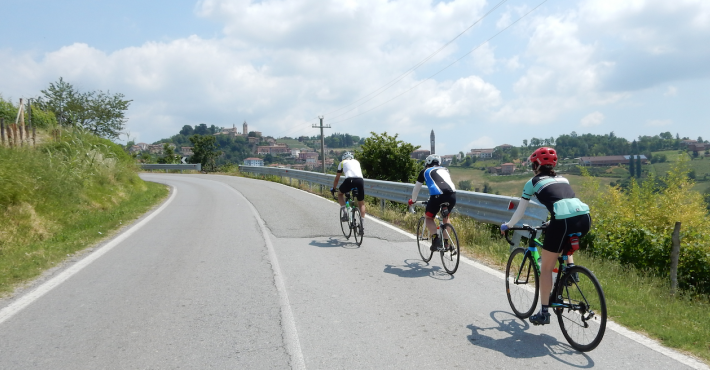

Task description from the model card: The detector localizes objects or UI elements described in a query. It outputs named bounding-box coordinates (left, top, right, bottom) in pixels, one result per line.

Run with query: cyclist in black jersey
left=408, top=154, right=457, bottom=251
left=500, top=147, right=591, bottom=325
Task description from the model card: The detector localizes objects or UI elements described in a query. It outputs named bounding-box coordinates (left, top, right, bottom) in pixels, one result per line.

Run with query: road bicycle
left=411, top=201, right=460, bottom=274
left=332, top=188, right=363, bottom=246
left=504, top=224, right=607, bottom=352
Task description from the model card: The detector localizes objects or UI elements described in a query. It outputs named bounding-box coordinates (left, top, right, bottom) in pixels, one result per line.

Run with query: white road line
left=219, top=181, right=306, bottom=370
left=0, top=186, right=178, bottom=326
left=262, top=177, right=708, bottom=370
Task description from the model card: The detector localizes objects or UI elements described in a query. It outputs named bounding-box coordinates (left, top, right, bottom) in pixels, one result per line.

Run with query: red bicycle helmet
left=529, top=147, right=558, bottom=166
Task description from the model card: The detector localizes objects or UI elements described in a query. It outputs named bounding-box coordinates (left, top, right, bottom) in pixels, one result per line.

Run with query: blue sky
left=1, top=0, right=709, bottom=154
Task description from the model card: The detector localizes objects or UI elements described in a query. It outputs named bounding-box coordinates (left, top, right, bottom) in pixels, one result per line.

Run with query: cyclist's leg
left=440, top=193, right=457, bottom=243
left=337, top=179, right=352, bottom=207
left=352, top=178, right=366, bottom=223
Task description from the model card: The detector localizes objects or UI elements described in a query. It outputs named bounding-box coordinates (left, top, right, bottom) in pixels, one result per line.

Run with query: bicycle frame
left=507, top=226, right=574, bottom=308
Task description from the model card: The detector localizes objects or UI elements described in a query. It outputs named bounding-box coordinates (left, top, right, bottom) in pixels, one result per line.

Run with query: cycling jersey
left=416, top=166, right=456, bottom=195
left=521, top=174, right=589, bottom=220
left=337, top=159, right=363, bottom=179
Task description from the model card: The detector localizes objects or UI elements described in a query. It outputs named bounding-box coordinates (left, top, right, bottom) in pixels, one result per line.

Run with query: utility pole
left=313, top=116, right=331, bottom=173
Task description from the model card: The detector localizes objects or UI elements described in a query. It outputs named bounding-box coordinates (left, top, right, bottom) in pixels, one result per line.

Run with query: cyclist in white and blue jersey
left=500, top=147, right=591, bottom=326
left=408, top=154, right=457, bottom=251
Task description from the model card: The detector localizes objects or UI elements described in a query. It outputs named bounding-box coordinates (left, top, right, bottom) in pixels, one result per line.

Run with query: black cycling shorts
left=339, top=178, right=365, bottom=201
left=425, top=192, right=456, bottom=218
left=542, top=213, right=592, bottom=254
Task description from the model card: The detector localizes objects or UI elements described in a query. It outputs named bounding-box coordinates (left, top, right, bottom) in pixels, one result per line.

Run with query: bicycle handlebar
left=408, top=200, right=428, bottom=213
left=503, top=224, right=547, bottom=246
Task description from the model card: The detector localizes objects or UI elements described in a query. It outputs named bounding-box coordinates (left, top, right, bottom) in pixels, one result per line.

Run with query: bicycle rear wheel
left=505, top=248, right=539, bottom=319
left=340, top=207, right=351, bottom=239
left=554, top=265, right=607, bottom=352
left=352, top=208, right=363, bottom=246
left=416, top=217, right=433, bottom=262
left=440, top=223, right=460, bottom=274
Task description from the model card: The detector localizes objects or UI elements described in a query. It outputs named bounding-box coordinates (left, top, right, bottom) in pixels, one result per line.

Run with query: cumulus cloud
left=647, top=119, right=673, bottom=127
left=664, top=86, right=678, bottom=96
left=580, top=111, right=605, bottom=127
left=464, top=136, right=496, bottom=151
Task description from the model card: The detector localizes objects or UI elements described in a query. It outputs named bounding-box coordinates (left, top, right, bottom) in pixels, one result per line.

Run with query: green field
left=275, top=138, right=310, bottom=149
left=447, top=166, right=615, bottom=197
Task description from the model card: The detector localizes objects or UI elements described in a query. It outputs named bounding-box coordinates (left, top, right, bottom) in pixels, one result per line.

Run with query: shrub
left=579, top=157, right=710, bottom=293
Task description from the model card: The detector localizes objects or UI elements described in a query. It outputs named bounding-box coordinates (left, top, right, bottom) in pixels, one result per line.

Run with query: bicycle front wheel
left=352, top=208, right=363, bottom=246
left=416, top=217, right=433, bottom=262
left=554, top=265, right=607, bottom=352
left=440, top=223, right=460, bottom=274
left=505, top=248, right=539, bottom=319
left=340, top=207, right=351, bottom=239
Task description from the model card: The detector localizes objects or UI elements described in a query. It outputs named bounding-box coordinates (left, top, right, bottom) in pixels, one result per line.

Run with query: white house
left=243, top=157, right=264, bottom=167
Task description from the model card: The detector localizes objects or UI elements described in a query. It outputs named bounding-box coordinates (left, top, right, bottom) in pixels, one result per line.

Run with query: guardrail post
left=670, top=221, right=681, bottom=295
left=380, top=198, right=385, bottom=213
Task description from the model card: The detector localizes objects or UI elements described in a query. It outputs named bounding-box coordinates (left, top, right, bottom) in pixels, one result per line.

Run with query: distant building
left=501, top=163, right=515, bottom=175
left=257, top=145, right=290, bottom=155
left=430, top=130, right=435, bottom=154
left=578, top=155, right=648, bottom=166
left=135, top=142, right=149, bottom=151
left=688, top=143, right=708, bottom=152
left=148, top=144, right=164, bottom=154
left=243, top=157, right=264, bottom=167
left=470, top=148, right=494, bottom=158
left=411, top=149, right=431, bottom=160
left=181, top=147, right=194, bottom=156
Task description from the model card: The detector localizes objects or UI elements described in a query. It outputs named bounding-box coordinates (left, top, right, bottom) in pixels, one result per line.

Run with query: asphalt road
left=0, top=174, right=705, bottom=369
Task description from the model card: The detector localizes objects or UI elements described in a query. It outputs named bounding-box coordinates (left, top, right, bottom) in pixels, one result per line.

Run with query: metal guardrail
left=239, top=166, right=548, bottom=246
left=141, top=164, right=202, bottom=171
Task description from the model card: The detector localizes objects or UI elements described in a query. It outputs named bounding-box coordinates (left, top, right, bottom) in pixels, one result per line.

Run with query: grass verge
left=0, top=181, right=168, bottom=296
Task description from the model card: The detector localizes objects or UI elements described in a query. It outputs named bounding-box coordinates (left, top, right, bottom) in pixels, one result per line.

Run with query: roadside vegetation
left=1, top=83, right=167, bottom=296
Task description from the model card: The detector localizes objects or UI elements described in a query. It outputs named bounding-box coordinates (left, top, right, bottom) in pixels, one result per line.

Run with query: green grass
left=0, top=129, right=169, bottom=296
left=275, top=138, right=310, bottom=149
left=242, top=170, right=710, bottom=364
left=0, top=182, right=167, bottom=295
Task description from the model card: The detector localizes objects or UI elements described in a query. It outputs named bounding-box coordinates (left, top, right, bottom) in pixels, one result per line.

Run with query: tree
left=189, top=135, right=222, bottom=172
left=158, top=143, right=181, bottom=164
left=180, top=125, right=194, bottom=136
left=636, top=154, right=642, bottom=178
left=458, top=180, right=472, bottom=191
left=37, top=78, right=132, bottom=140
left=629, top=154, right=635, bottom=177
left=75, top=90, right=131, bottom=140
left=356, top=132, right=423, bottom=183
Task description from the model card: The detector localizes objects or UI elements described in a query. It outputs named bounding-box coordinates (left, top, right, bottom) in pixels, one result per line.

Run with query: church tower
left=243, top=121, right=248, bottom=136
left=430, top=129, right=435, bottom=154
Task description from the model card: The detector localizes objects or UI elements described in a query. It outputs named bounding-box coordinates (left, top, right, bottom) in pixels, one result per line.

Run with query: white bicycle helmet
left=342, top=152, right=354, bottom=160
left=425, top=154, right=441, bottom=166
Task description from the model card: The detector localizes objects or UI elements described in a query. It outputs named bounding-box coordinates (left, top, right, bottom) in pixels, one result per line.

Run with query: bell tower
left=243, top=121, right=248, bottom=136
left=430, top=129, right=435, bottom=154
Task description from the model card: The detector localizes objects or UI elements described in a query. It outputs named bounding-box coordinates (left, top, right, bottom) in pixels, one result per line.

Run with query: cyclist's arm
left=411, top=181, right=423, bottom=202
left=504, top=198, right=529, bottom=228
left=332, top=172, right=342, bottom=191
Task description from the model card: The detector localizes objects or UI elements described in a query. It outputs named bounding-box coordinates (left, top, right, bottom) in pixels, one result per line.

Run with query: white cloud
left=647, top=119, right=672, bottom=127
left=464, top=136, right=495, bottom=151
left=664, top=86, right=678, bottom=96
left=580, top=111, right=605, bottom=127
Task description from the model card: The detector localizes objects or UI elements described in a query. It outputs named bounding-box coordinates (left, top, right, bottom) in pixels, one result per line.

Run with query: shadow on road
left=309, top=237, right=361, bottom=249
left=383, top=259, right=452, bottom=280
left=467, top=311, right=594, bottom=367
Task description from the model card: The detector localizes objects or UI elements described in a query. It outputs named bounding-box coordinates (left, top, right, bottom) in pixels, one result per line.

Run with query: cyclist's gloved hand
left=330, top=187, right=335, bottom=193
left=407, top=199, right=414, bottom=206
left=500, top=223, right=509, bottom=232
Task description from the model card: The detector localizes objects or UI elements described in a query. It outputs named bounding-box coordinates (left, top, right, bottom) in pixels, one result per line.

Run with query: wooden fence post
left=670, top=221, right=681, bottom=295
left=1, top=118, right=5, bottom=147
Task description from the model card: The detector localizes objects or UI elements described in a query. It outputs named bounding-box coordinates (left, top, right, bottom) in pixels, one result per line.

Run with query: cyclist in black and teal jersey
left=408, top=154, right=457, bottom=251
left=500, top=147, right=591, bottom=325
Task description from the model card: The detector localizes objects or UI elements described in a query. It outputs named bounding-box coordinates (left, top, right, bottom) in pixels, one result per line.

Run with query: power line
left=329, top=0, right=549, bottom=125
left=323, top=0, right=510, bottom=121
